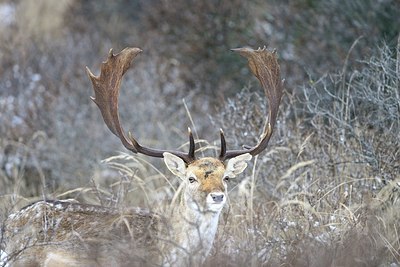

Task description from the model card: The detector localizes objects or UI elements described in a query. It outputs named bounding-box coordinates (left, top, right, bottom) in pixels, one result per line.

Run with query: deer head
left=164, top=153, right=252, bottom=214
left=86, top=46, right=283, bottom=214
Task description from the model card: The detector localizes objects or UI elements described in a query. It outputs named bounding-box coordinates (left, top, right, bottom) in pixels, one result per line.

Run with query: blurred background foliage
left=1, top=0, right=400, bottom=265
left=0, top=0, right=399, bottom=196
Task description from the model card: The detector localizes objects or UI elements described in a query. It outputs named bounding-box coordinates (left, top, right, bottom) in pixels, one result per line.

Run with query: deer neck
left=176, top=196, right=222, bottom=241
left=165, top=191, right=223, bottom=265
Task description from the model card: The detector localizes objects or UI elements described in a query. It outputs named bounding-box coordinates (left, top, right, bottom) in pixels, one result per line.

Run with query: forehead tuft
left=189, top=157, right=224, bottom=169
left=188, top=157, right=225, bottom=178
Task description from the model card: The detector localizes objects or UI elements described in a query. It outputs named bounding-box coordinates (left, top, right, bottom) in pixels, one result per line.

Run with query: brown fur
left=4, top=200, right=161, bottom=266
left=188, top=158, right=226, bottom=193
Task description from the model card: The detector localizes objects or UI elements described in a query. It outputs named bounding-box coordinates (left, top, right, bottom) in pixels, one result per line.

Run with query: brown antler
left=86, top=48, right=195, bottom=163
left=219, top=46, right=284, bottom=161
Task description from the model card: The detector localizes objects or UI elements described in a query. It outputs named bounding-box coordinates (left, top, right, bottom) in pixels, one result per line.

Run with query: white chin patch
left=206, top=195, right=226, bottom=212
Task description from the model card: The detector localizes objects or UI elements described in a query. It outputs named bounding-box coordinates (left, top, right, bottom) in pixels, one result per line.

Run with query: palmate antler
left=86, top=46, right=283, bottom=164
left=86, top=48, right=195, bottom=163
left=219, top=47, right=284, bottom=161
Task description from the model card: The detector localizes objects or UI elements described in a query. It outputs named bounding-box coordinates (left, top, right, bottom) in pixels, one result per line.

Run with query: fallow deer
left=1, top=46, right=283, bottom=266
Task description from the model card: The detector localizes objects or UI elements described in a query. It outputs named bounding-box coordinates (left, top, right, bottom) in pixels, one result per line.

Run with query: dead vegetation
left=1, top=0, right=400, bottom=266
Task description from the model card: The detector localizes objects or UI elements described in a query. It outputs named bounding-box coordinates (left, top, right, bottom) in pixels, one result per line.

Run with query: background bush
left=0, top=0, right=399, bottom=265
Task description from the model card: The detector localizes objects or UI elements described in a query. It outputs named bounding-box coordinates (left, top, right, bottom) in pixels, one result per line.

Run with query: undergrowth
left=1, top=1, right=399, bottom=265
left=2, top=39, right=400, bottom=266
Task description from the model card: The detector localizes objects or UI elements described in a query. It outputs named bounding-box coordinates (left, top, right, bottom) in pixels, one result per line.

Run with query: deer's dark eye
left=223, top=176, right=229, bottom=182
left=188, top=177, right=197, bottom=183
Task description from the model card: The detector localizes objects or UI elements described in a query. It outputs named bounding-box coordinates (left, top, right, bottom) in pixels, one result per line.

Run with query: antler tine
left=87, top=48, right=195, bottom=164
left=219, top=46, right=284, bottom=161
left=188, top=127, right=195, bottom=160
left=219, top=129, right=226, bottom=159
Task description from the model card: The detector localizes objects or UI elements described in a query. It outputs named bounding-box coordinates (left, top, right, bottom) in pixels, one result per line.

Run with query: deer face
left=164, top=153, right=252, bottom=213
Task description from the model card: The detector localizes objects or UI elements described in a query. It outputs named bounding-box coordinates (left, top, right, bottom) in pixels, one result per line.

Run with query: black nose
left=211, top=193, right=224, bottom=203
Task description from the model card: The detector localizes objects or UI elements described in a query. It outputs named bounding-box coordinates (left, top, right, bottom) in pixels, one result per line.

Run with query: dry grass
left=2, top=123, right=399, bottom=266
left=1, top=0, right=400, bottom=266
left=2, top=48, right=400, bottom=267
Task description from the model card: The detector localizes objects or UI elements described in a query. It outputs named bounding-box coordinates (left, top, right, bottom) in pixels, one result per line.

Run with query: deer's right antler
left=86, top=48, right=196, bottom=163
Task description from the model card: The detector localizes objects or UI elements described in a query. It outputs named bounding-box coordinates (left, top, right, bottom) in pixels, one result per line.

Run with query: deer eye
left=188, top=177, right=197, bottom=183
left=223, top=176, right=230, bottom=182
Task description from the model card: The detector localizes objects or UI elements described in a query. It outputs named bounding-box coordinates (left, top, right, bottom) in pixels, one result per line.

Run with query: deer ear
left=163, top=152, right=187, bottom=179
left=224, top=153, right=252, bottom=178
